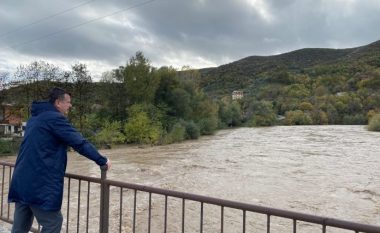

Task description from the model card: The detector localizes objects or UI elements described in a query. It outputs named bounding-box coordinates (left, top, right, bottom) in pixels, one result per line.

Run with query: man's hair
left=48, top=87, right=71, bottom=104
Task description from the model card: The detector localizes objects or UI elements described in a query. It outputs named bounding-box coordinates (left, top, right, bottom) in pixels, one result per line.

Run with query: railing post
left=99, top=166, right=109, bottom=233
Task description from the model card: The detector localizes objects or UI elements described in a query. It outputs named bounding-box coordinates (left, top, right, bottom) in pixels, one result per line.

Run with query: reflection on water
left=2, top=125, right=380, bottom=231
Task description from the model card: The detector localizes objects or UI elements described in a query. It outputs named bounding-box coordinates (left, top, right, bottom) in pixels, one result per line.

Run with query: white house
left=232, top=90, right=244, bottom=100
left=0, top=124, right=17, bottom=136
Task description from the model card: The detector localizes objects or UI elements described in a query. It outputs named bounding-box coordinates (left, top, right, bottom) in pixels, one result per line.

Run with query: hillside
left=199, top=40, right=380, bottom=97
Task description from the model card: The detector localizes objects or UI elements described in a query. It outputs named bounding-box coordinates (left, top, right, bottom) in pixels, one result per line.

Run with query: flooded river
left=1, top=125, right=380, bottom=232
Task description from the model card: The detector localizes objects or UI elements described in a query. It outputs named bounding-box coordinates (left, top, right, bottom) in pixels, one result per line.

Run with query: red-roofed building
left=0, top=104, right=23, bottom=136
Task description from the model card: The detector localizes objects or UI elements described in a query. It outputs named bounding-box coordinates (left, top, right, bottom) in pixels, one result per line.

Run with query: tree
left=98, top=71, right=128, bottom=121
left=124, top=104, right=163, bottom=144
left=163, top=122, right=186, bottom=144
left=244, top=100, right=276, bottom=127
left=169, top=88, right=191, bottom=118
left=311, top=109, right=329, bottom=125
left=182, top=120, right=200, bottom=139
left=189, top=92, right=219, bottom=135
left=0, top=71, right=10, bottom=104
left=299, top=102, right=313, bottom=111
left=257, top=84, right=283, bottom=100
left=283, top=84, right=310, bottom=99
left=285, top=110, right=312, bottom=125
left=358, top=69, right=380, bottom=90
left=219, top=101, right=243, bottom=127
left=155, top=67, right=180, bottom=107
left=70, top=64, right=93, bottom=132
left=319, top=103, right=340, bottom=124
left=273, top=70, right=293, bottom=84
left=368, top=114, right=380, bottom=131
left=93, top=121, right=126, bottom=148
left=179, top=66, right=201, bottom=89
left=119, top=52, right=160, bottom=105
left=13, top=61, right=63, bottom=117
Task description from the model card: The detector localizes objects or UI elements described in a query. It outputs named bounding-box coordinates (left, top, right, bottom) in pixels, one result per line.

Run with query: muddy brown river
left=1, top=125, right=379, bottom=232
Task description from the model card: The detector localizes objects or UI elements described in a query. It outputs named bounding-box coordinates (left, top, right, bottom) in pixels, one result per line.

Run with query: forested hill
left=199, top=40, right=380, bottom=97
left=1, top=41, right=380, bottom=151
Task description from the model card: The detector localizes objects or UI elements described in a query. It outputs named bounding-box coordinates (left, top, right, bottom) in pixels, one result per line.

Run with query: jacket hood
left=31, top=101, right=59, bottom=116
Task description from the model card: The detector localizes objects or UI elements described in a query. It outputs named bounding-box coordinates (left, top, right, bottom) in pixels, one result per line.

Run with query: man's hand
left=100, top=158, right=111, bottom=170
left=106, top=159, right=111, bottom=170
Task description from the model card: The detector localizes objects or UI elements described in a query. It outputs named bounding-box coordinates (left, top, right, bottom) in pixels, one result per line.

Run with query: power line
left=4, top=0, right=156, bottom=50
left=0, top=0, right=95, bottom=39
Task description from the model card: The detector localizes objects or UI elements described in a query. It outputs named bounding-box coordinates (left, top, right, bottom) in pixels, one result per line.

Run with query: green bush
left=218, top=101, right=243, bottom=127
left=248, top=114, right=276, bottom=127
left=285, top=110, right=313, bottom=125
left=245, top=100, right=277, bottom=126
left=163, top=122, right=186, bottom=144
left=198, top=117, right=218, bottom=135
left=184, top=120, right=200, bottom=139
left=0, top=138, right=22, bottom=155
left=124, top=104, right=163, bottom=144
left=342, top=114, right=367, bottom=125
left=93, top=121, right=126, bottom=148
left=0, top=139, right=12, bottom=154
left=311, top=110, right=329, bottom=125
left=368, top=114, right=380, bottom=131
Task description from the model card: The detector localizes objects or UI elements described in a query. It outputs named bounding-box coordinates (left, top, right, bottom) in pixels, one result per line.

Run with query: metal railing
left=1, top=160, right=380, bottom=233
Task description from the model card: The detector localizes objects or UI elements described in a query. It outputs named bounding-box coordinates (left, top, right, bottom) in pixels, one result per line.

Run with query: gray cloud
left=1, top=0, right=380, bottom=78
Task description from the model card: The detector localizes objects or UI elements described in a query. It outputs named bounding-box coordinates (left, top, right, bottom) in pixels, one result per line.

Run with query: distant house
left=0, top=103, right=23, bottom=136
left=336, top=92, right=346, bottom=97
left=232, top=90, right=244, bottom=100
left=0, top=124, right=17, bottom=136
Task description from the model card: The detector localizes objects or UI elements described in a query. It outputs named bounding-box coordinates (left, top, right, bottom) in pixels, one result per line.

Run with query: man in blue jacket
left=8, top=87, right=111, bottom=233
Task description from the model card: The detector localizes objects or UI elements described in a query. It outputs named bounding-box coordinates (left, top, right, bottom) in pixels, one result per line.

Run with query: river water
left=1, top=125, right=379, bottom=232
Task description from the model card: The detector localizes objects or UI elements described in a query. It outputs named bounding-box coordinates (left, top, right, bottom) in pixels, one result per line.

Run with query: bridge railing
left=1, top=161, right=380, bottom=233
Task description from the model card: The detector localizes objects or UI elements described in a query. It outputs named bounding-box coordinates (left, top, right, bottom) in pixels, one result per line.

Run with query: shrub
left=248, top=114, right=276, bottom=127
left=93, top=121, right=126, bottom=148
left=0, top=138, right=22, bottom=155
left=245, top=100, right=276, bottom=127
left=367, top=110, right=377, bottom=121
left=219, top=101, right=243, bottom=127
left=0, top=139, right=12, bottom=154
left=368, top=114, right=380, bottom=131
left=163, top=122, right=186, bottom=144
left=342, top=114, right=367, bottom=125
left=312, top=110, right=329, bottom=125
left=198, top=117, right=218, bottom=135
left=184, top=121, right=200, bottom=139
left=285, top=110, right=313, bottom=125
left=299, top=102, right=313, bottom=111
left=124, top=105, right=163, bottom=144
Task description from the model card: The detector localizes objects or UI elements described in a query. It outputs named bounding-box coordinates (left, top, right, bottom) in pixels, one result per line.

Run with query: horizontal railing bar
left=0, top=162, right=101, bottom=183
left=0, top=162, right=14, bottom=167
left=0, top=217, right=12, bottom=225
left=65, top=172, right=101, bottom=184
left=103, top=179, right=380, bottom=233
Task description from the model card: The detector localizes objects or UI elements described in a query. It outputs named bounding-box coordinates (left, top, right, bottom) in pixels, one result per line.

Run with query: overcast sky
left=1, top=0, right=380, bottom=79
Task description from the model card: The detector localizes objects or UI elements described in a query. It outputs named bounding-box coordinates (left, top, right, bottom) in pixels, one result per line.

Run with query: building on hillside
left=232, top=90, right=244, bottom=100
left=336, top=92, right=346, bottom=97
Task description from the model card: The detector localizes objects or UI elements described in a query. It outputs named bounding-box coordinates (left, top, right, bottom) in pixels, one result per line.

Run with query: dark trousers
left=12, top=202, right=63, bottom=233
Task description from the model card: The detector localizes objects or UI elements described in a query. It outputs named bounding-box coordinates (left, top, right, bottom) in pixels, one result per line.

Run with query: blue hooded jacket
left=8, top=101, right=107, bottom=211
